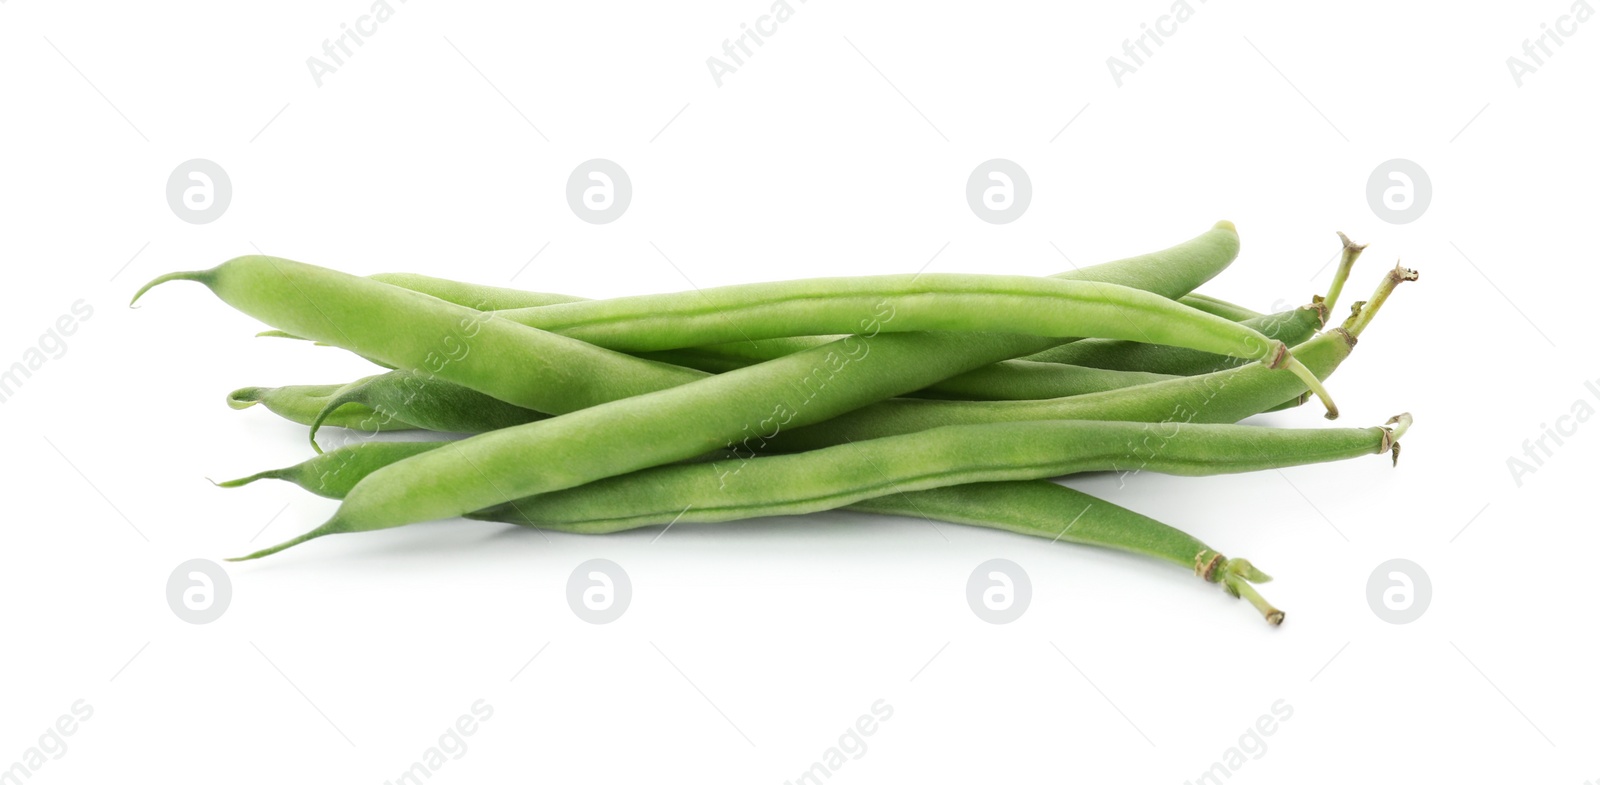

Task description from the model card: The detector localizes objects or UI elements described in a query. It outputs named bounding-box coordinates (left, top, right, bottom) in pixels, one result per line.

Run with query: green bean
left=134, top=258, right=710, bottom=418
left=479, top=417, right=1408, bottom=530
left=376, top=276, right=1254, bottom=323
left=371, top=225, right=1245, bottom=392
left=307, top=369, right=547, bottom=446
left=226, top=417, right=1407, bottom=515
left=1021, top=232, right=1364, bottom=375
left=227, top=384, right=419, bottom=432
left=850, top=481, right=1287, bottom=624
left=373, top=272, right=833, bottom=363
left=217, top=440, right=442, bottom=498
left=220, top=415, right=1407, bottom=627
left=374, top=224, right=1243, bottom=355
left=478, top=273, right=1314, bottom=358
left=1020, top=300, right=1327, bottom=375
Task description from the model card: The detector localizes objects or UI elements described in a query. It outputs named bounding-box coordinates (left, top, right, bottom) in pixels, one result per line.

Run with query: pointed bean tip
left=1212, top=219, right=1236, bottom=233
left=129, top=269, right=212, bottom=308
left=212, top=471, right=266, bottom=489
left=229, top=523, right=336, bottom=561
left=227, top=387, right=263, bottom=409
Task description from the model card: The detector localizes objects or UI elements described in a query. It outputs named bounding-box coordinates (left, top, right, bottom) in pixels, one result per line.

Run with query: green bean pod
left=483, top=273, right=1295, bottom=356
left=307, top=370, right=547, bottom=448
left=228, top=385, right=419, bottom=432
left=224, top=417, right=1408, bottom=534
left=1020, top=300, right=1327, bottom=375
left=375, top=273, right=1260, bottom=327
left=374, top=224, right=1244, bottom=385
left=1021, top=232, right=1364, bottom=376
left=464, top=417, right=1408, bottom=532
left=216, top=440, right=442, bottom=498
left=850, top=482, right=1285, bottom=624
left=371, top=272, right=832, bottom=362
left=135, top=258, right=710, bottom=416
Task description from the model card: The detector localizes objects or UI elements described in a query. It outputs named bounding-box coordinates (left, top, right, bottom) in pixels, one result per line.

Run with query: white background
left=2, top=1, right=1597, bottom=782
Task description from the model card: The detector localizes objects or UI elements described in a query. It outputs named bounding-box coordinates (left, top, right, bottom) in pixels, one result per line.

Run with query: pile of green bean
left=135, top=222, right=1418, bottom=625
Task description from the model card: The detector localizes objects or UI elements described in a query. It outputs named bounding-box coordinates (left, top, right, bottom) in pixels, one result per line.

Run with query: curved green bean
left=372, top=224, right=1245, bottom=396
left=1022, top=232, right=1364, bottom=376
left=476, top=416, right=1409, bottom=530
left=217, top=440, right=441, bottom=498
left=1021, top=300, right=1326, bottom=375
left=224, top=417, right=1408, bottom=516
left=228, top=384, right=419, bottom=432
left=849, top=481, right=1287, bottom=625
left=308, top=369, right=547, bottom=447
